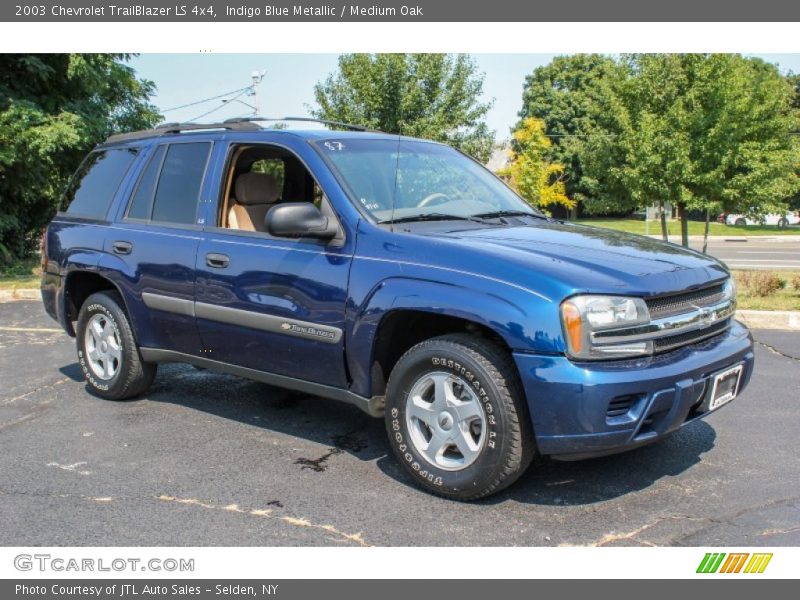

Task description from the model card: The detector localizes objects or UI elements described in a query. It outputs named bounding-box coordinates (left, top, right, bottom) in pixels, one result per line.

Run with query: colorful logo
left=696, top=552, right=773, bottom=574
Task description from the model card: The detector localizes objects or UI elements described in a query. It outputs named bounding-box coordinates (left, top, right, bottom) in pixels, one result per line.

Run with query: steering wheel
left=417, top=192, right=451, bottom=208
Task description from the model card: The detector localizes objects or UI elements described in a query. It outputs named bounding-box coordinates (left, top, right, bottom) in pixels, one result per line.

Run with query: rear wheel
left=385, top=333, right=535, bottom=500
left=778, top=218, right=789, bottom=229
left=75, top=291, right=156, bottom=400
left=734, top=218, right=746, bottom=226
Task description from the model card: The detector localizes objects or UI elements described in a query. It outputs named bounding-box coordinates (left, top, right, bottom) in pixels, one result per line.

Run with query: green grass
left=0, top=258, right=40, bottom=290
left=732, top=270, right=800, bottom=311
left=575, top=218, right=800, bottom=237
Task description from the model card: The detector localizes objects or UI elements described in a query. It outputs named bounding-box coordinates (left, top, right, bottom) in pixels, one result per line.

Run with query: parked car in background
left=725, top=211, right=800, bottom=228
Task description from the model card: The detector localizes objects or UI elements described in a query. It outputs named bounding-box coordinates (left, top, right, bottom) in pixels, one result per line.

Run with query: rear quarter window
left=150, top=142, right=211, bottom=225
left=61, top=148, right=139, bottom=218
left=126, top=145, right=166, bottom=220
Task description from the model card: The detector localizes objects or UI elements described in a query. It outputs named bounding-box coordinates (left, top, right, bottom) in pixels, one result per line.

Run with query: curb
left=2, top=288, right=799, bottom=331
left=735, top=310, right=800, bottom=331
left=643, top=234, right=800, bottom=242
left=0, top=288, right=41, bottom=302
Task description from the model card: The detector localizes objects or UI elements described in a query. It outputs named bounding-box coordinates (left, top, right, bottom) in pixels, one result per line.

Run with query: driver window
left=220, top=145, right=328, bottom=233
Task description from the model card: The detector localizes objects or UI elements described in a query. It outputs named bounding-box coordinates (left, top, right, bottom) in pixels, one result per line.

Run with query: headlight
left=722, top=277, right=736, bottom=306
left=560, top=295, right=651, bottom=360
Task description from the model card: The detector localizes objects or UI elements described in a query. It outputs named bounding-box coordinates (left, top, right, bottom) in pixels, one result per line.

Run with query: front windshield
left=317, top=138, right=539, bottom=222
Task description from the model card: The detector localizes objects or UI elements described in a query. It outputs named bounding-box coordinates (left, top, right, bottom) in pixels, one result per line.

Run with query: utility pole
left=249, top=70, right=266, bottom=116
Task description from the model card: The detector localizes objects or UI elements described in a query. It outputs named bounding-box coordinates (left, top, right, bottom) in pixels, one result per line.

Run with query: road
left=694, top=237, right=800, bottom=270
left=1, top=300, right=799, bottom=547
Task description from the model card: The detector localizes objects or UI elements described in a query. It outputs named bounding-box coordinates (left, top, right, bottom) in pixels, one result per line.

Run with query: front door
left=194, top=143, right=354, bottom=388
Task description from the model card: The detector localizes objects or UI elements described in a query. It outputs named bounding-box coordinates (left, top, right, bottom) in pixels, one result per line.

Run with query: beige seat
left=228, top=172, right=281, bottom=231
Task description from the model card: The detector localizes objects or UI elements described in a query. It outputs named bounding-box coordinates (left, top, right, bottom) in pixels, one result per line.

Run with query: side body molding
left=141, top=292, right=344, bottom=344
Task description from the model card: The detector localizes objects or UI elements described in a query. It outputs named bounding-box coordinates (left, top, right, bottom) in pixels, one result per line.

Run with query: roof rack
left=223, top=116, right=378, bottom=132
left=105, top=116, right=379, bottom=145
left=105, top=120, right=263, bottom=144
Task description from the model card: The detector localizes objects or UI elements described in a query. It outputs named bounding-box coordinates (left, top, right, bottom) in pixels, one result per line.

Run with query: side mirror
left=265, top=203, right=338, bottom=240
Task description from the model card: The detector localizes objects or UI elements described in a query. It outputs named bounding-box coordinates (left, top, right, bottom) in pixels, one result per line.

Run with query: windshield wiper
left=378, top=212, right=490, bottom=225
left=471, top=210, right=547, bottom=220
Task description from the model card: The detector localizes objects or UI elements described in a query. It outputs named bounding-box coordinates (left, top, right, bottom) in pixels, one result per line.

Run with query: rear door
left=194, top=140, right=354, bottom=388
left=106, top=140, right=213, bottom=356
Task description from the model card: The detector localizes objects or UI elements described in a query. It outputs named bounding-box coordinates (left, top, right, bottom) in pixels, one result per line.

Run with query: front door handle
left=206, top=253, right=230, bottom=269
left=112, top=241, right=133, bottom=255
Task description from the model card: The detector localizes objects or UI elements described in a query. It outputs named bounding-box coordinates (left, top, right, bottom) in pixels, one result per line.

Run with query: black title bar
left=3, top=0, right=800, bottom=22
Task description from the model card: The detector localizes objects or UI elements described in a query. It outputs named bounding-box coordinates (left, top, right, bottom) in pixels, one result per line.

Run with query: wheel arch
left=62, top=269, right=130, bottom=337
left=347, top=277, right=549, bottom=398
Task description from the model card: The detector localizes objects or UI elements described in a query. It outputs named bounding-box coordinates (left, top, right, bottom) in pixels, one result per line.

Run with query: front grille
left=653, top=318, right=731, bottom=353
left=646, top=283, right=726, bottom=318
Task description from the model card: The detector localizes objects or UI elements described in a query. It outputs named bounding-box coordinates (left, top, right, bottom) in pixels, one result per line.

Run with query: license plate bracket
left=704, top=364, right=743, bottom=412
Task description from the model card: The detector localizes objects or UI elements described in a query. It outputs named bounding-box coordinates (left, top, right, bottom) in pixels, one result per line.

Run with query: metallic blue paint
left=42, top=128, right=755, bottom=459
left=514, top=321, right=754, bottom=457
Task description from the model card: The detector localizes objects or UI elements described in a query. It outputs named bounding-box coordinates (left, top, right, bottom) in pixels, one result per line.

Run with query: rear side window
left=61, top=148, right=139, bottom=218
left=150, top=142, right=211, bottom=225
left=126, top=145, right=166, bottom=220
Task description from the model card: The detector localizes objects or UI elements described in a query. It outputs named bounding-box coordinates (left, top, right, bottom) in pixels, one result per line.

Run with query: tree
left=312, top=54, right=495, bottom=162
left=683, top=56, right=800, bottom=250
left=586, top=54, right=695, bottom=243
left=500, top=118, right=573, bottom=210
left=788, top=71, right=800, bottom=110
left=581, top=54, right=800, bottom=248
left=0, top=54, right=160, bottom=260
left=516, top=54, right=623, bottom=214
left=786, top=72, right=800, bottom=211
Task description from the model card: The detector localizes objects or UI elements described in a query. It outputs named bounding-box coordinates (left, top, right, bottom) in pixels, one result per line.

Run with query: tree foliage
left=519, top=54, right=800, bottom=239
left=788, top=71, right=800, bottom=110
left=500, top=118, right=572, bottom=210
left=786, top=71, right=800, bottom=209
left=516, top=54, right=624, bottom=209
left=0, top=54, right=160, bottom=260
left=312, top=53, right=495, bottom=162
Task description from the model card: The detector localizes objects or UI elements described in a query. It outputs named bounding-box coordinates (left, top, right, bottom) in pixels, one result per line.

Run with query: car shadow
left=477, top=421, right=717, bottom=506
left=59, top=362, right=85, bottom=382
left=376, top=418, right=717, bottom=506
left=141, top=363, right=388, bottom=465
left=65, top=361, right=717, bottom=502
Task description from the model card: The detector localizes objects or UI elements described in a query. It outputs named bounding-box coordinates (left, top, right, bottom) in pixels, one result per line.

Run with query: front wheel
left=75, top=291, right=156, bottom=400
left=385, top=334, right=535, bottom=500
left=778, top=218, right=789, bottom=229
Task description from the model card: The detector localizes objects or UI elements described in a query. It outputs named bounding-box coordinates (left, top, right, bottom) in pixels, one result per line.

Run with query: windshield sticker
left=324, top=141, right=345, bottom=151
left=360, top=198, right=380, bottom=210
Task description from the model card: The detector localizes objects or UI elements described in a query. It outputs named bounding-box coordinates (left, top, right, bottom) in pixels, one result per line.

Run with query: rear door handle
left=206, top=253, right=230, bottom=269
left=112, top=241, right=133, bottom=255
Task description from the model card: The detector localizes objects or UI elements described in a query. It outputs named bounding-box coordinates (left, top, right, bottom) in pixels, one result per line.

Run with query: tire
left=75, top=291, right=156, bottom=400
left=778, top=218, right=788, bottom=229
left=384, top=333, right=535, bottom=501
left=734, top=218, right=746, bottom=226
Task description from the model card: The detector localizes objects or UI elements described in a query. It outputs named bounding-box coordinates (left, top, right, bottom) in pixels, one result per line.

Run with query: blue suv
left=41, top=119, right=754, bottom=500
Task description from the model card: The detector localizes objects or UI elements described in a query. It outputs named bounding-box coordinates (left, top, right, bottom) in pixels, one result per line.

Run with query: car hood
left=435, top=220, right=730, bottom=297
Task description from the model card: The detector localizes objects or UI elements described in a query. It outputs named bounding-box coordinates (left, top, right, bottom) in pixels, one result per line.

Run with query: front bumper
left=514, top=320, right=754, bottom=459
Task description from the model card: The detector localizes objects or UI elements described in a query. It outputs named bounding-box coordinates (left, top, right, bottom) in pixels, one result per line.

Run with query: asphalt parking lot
left=1, top=299, right=799, bottom=547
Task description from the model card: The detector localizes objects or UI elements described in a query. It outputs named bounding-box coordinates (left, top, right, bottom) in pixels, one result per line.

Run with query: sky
left=129, top=53, right=800, bottom=142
